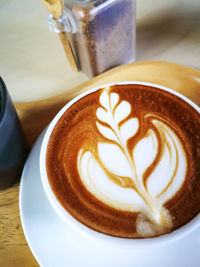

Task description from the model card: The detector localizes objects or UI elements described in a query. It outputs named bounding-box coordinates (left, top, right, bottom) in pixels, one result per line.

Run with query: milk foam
left=77, top=87, right=187, bottom=228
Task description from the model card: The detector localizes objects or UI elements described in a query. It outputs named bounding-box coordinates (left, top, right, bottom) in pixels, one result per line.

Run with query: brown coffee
left=46, top=84, right=200, bottom=238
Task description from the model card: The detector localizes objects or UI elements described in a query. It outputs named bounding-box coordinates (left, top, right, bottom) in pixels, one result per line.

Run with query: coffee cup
left=40, top=81, right=200, bottom=246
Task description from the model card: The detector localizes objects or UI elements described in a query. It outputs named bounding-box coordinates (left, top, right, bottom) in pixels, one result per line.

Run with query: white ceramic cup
left=40, top=81, right=200, bottom=247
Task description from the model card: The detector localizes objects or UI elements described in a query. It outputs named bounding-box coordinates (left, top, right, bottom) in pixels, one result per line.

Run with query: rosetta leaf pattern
left=97, top=88, right=138, bottom=145
left=78, top=87, right=187, bottom=227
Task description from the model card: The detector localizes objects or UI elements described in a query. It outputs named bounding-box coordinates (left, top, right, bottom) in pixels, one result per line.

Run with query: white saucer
left=19, top=132, right=200, bottom=267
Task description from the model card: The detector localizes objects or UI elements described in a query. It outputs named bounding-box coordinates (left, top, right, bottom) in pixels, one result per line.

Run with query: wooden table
left=0, top=184, right=38, bottom=267
left=0, top=0, right=200, bottom=265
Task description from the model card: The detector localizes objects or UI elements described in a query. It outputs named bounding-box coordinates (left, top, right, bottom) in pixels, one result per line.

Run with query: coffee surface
left=46, top=84, right=200, bottom=238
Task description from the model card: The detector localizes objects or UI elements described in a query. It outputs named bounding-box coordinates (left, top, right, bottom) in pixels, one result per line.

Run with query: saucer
left=19, top=132, right=200, bottom=267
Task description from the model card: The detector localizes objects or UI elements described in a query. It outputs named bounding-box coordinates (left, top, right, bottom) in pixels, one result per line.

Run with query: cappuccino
left=46, top=84, right=200, bottom=238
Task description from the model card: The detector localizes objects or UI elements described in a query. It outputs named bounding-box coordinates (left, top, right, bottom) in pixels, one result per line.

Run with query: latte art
left=46, top=84, right=200, bottom=238
left=78, top=87, right=187, bottom=235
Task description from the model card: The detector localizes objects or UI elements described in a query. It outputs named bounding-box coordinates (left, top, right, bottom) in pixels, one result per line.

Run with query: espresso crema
left=46, top=84, right=200, bottom=238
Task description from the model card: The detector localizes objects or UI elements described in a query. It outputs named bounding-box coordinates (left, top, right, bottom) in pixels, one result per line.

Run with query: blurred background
left=0, top=0, right=200, bottom=102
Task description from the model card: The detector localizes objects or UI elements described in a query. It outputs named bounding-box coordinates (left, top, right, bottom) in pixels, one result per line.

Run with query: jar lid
left=47, top=6, right=78, bottom=33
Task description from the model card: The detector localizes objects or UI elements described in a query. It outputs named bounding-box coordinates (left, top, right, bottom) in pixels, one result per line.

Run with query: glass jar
left=48, top=0, right=136, bottom=78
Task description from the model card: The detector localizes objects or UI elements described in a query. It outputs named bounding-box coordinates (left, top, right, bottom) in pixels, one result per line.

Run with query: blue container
left=0, top=77, right=28, bottom=190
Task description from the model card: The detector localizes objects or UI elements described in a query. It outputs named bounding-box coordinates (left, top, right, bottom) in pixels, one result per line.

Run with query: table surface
left=0, top=0, right=200, bottom=102
left=0, top=0, right=200, bottom=266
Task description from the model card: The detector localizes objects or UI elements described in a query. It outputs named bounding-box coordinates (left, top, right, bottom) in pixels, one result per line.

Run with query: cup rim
left=40, top=81, right=200, bottom=247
